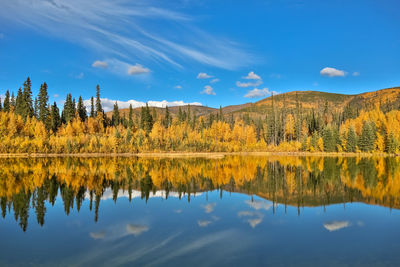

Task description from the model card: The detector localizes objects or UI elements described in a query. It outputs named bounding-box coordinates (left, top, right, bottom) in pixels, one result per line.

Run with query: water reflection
left=1, top=156, right=400, bottom=232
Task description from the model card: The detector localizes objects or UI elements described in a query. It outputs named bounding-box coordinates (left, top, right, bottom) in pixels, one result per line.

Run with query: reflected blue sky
left=1, top=189, right=399, bottom=266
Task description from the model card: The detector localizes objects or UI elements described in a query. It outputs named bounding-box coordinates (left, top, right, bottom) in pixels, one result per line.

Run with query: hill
left=107, top=87, right=400, bottom=119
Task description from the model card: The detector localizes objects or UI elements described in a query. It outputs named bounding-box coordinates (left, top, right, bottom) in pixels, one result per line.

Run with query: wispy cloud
left=197, top=220, right=212, bottom=227
left=128, top=64, right=150, bottom=75
left=323, top=221, right=350, bottom=232
left=201, top=85, right=216, bottom=95
left=352, top=71, right=360, bottom=76
left=174, top=85, right=182, bottom=89
left=90, top=231, right=106, bottom=240
left=320, top=67, right=347, bottom=77
left=237, top=210, right=264, bottom=228
left=245, top=200, right=273, bottom=210
left=0, top=0, right=253, bottom=70
left=197, top=72, right=213, bottom=79
left=202, top=202, right=216, bottom=213
left=92, top=60, right=108, bottom=69
left=236, top=80, right=263, bottom=88
left=84, top=98, right=202, bottom=112
left=244, top=88, right=277, bottom=98
left=126, top=224, right=149, bottom=236
left=210, top=78, right=220, bottom=83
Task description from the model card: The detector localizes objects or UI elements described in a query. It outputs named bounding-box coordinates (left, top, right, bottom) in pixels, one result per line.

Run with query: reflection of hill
left=1, top=156, right=400, bottom=231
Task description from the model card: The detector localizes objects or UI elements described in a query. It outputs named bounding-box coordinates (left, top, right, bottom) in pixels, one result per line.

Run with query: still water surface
left=0, top=156, right=400, bottom=266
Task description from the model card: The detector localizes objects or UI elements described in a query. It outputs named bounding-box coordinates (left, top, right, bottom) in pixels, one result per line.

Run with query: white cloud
left=202, top=203, right=216, bottom=213
left=197, top=72, right=212, bottom=79
left=323, top=221, right=350, bottom=232
left=126, top=224, right=149, bottom=236
left=352, top=71, right=360, bottom=76
left=128, top=64, right=150, bottom=75
left=174, top=85, right=182, bottom=89
left=92, top=60, right=108, bottom=69
left=174, top=209, right=182, bottom=213
left=53, top=94, right=60, bottom=98
left=210, top=78, right=220, bottom=83
left=0, top=1, right=254, bottom=70
left=75, top=72, right=84, bottom=79
left=201, top=85, right=216, bottom=95
left=245, top=200, right=273, bottom=210
left=84, top=98, right=202, bottom=112
left=90, top=231, right=106, bottom=240
left=243, top=71, right=261, bottom=80
left=197, top=220, right=212, bottom=227
left=237, top=210, right=264, bottom=228
left=244, top=88, right=277, bottom=98
left=320, top=67, right=347, bottom=77
left=236, top=80, right=263, bottom=88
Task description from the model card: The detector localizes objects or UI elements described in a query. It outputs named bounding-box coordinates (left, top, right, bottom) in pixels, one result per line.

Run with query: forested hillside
left=0, top=77, right=400, bottom=154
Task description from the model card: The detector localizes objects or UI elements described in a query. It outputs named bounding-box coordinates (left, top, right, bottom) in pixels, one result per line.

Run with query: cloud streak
left=0, top=0, right=253, bottom=70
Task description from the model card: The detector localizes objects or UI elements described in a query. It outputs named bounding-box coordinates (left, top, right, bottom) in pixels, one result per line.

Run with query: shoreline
left=0, top=151, right=395, bottom=158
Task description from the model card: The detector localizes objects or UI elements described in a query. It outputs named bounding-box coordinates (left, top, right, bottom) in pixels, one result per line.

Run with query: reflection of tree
left=1, top=156, right=400, bottom=231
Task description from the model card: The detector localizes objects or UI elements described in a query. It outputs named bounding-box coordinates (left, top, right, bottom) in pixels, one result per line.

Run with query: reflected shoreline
left=1, top=155, right=400, bottom=231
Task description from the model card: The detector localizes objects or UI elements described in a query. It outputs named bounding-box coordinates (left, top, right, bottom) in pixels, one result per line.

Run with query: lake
left=0, top=156, right=399, bottom=266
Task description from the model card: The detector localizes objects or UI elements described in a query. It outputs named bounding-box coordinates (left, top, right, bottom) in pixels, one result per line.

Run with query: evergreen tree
left=358, top=122, right=375, bottom=152
left=322, top=127, right=335, bottom=152
left=3, top=90, right=10, bottom=112
left=0, top=98, right=2, bottom=111
left=34, top=97, right=38, bottom=118
left=112, top=102, right=120, bottom=126
left=128, top=104, right=134, bottom=128
left=140, top=103, right=153, bottom=133
left=385, top=132, right=399, bottom=154
left=63, top=94, right=75, bottom=124
left=95, top=85, right=102, bottom=116
left=163, top=106, right=171, bottom=128
left=38, top=82, right=49, bottom=124
left=90, top=96, right=95, bottom=118
left=11, top=92, right=15, bottom=108
left=15, top=87, right=23, bottom=116
left=50, top=102, right=61, bottom=133
left=77, top=96, right=87, bottom=121
left=22, top=77, right=34, bottom=118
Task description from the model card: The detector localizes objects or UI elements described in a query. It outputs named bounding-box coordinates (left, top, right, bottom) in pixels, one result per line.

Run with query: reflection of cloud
left=356, top=221, right=364, bottom=227
left=237, top=210, right=263, bottom=228
left=198, top=220, right=212, bottom=227
left=245, top=200, right=272, bottom=211
left=126, top=224, right=149, bottom=236
left=323, top=221, right=350, bottom=232
left=90, top=231, right=106, bottom=239
left=248, top=218, right=263, bottom=228
left=174, top=209, right=182, bottom=213
left=202, top=203, right=216, bottom=213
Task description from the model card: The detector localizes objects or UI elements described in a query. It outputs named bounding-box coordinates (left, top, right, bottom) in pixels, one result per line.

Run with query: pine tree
left=11, top=92, right=15, bottom=108
left=38, top=82, right=49, bottom=124
left=77, top=96, right=87, bottom=121
left=95, top=85, right=102, bottom=116
left=112, top=102, right=120, bottom=126
left=128, top=104, right=134, bottom=128
left=15, top=87, right=23, bottom=116
left=90, top=96, right=95, bottom=118
left=22, top=77, right=34, bottom=118
left=385, top=132, right=399, bottom=154
left=140, top=103, right=153, bottom=133
left=358, top=122, right=375, bottom=152
left=0, top=98, right=2, bottom=111
left=3, top=90, right=10, bottom=112
left=163, top=106, right=171, bottom=128
left=50, top=102, right=61, bottom=133
left=322, top=127, right=335, bottom=152
left=34, top=97, right=39, bottom=118
left=63, top=94, right=75, bottom=124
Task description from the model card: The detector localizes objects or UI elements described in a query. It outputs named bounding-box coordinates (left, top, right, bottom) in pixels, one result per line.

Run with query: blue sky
left=0, top=0, right=399, bottom=110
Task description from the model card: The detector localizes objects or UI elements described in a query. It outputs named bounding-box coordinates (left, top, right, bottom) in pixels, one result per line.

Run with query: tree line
left=0, top=77, right=400, bottom=153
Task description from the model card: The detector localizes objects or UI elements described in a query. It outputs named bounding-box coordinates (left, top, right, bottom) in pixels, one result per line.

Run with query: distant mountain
left=107, top=87, right=400, bottom=119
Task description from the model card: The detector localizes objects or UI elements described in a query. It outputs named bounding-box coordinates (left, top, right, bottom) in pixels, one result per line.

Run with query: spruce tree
left=15, top=87, right=23, bottom=116
left=346, top=127, right=357, bottom=152
left=163, top=106, right=170, bottom=128
left=0, top=98, right=2, bottom=111
left=128, top=104, right=134, bottom=128
left=140, top=103, right=153, bottom=133
left=34, top=97, right=38, bottom=118
left=77, top=96, right=87, bottom=121
left=11, top=92, right=15, bottom=108
left=112, top=102, right=120, bottom=126
left=386, top=132, right=399, bottom=154
left=95, top=85, right=102, bottom=116
left=50, top=102, right=61, bottom=132
left=38, top=82, right=49, bottom=123
left=63, top=94, right=75, bottom=123
left=358, top=122, right=375, bottom=152
left=322, top=127, right=335, bottom=152
left=22, top=77, right=34, bottom=118
left=90, top=96, right=95, bottom=118
left=3, top=90, right=10, bottom=112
